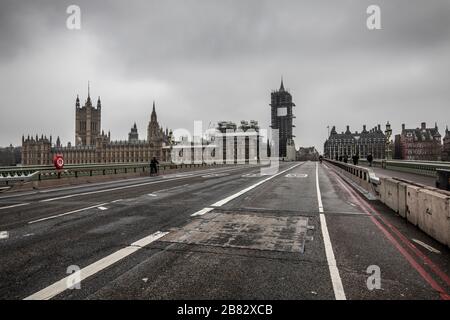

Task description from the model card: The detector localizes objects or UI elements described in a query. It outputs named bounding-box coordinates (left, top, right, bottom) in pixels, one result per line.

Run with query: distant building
left=394, top=122, right=442, bottom=161
left=296, top=147, right=319, bottom=161
left=443, top=127, right=450, bottom=162
left=0, top=145, right=21, bottom=166
left=270, top=78, right=296, bottom=159
left=324, top=124, right=387, bottom=160
left=171, top=120, right=266, bottom=164
left=128, top=123, right=139, bottom=143
left=22, top=86, right=172, bottom=165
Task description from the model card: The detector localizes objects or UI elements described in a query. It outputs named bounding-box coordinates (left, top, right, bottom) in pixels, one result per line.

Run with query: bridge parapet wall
left=325, top=159, right=450, bottom=248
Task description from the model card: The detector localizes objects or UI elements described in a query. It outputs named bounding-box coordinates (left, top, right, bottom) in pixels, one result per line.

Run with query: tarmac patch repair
left=165, top=211, right=312, bottom=253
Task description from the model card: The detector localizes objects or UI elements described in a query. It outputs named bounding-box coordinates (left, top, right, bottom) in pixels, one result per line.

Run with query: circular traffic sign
left=53, top=154, right=64, bottom=170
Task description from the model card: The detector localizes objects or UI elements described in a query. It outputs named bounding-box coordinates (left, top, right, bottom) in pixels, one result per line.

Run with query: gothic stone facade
left=270, top=79, right=296, bottom=159
left=324, top=124, right=387, bottom=160
left=394, top=122, right=442, bottom=161
left=22, top=90, right=171, bottom=165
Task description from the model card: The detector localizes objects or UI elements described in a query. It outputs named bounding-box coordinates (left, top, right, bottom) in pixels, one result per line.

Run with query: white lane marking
left=28, top=202, right=109, bottom=224
left=0, top=165, right=249, bottom=201
left=412, top=239, right=441, bottom=254
left=97, top=206, right=108, bottom=211
left=148, top=193, right=157, bottom=197
left=0, top=231, right=9, bottom=240
left=316, top=162, right=346, bottom=300
left=202, top=173, right=230, bottom=178
left=111, top=199, right=123, bottom=203
left=0, top=203, right=30, bottom=210
left=285, top=173, right=308, bottom=178
left=24, top=231, right=168, bottom=300
left=38, top=166, right=250, bottom=203
left=191, top=207, right=214, bottom=217
left=211, top=163, right=302, bottom=207
left=323, top=163, right=330, bottom=169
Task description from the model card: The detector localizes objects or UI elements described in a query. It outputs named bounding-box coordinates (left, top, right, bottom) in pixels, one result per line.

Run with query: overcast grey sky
left=1, top=0, right=449, bottom=152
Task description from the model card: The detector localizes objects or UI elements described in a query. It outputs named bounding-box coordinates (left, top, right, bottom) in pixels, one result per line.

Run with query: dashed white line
left=191, top=207, right=214, bottom=217
left=97, top=206, right=108, bottom=211
left=0, top=231, right=9, bottom=240
left=412, top=239, right=441, bottom=254
left=0, top=203, right=30, bottom=210
left=38, top=167, right=249, bottom=203
left=316, top=162, right=346, bottom=300
left=28, top=202, right=109, bottom=224
left=24, top=231, right=168, bottom=300
left=211, top=163, right=302, bottom=207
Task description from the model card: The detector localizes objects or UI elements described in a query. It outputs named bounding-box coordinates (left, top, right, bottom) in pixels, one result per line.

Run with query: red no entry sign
left=53, top=154, right=64, bottom=170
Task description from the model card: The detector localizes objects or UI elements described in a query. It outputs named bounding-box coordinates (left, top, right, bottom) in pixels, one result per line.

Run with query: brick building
left=441, top=126, right=450, bottom=162
left=394, top=122, right=442, bottom=161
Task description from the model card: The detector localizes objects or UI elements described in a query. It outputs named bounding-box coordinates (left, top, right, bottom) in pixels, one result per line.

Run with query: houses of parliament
left=21, top=86, right=172, bottom=165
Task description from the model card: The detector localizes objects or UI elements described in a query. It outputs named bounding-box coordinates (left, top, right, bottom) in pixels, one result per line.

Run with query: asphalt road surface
left=0, top=162, right=449, bottom=300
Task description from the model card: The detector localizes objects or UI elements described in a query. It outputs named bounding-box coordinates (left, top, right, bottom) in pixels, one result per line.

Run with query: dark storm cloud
left=0, top=0, right=449, bottom=151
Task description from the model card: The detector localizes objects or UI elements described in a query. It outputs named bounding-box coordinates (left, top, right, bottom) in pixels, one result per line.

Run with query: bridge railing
left=0, top=162, right=224, bottom=186
left=324, top=159, right=379, bottom=191
left=356, top=159, right=450, bottom=177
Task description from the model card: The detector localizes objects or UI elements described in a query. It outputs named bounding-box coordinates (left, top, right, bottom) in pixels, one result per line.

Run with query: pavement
left=0, top=161, right=449, bottom=300
left=359, top=164, right=436, bottom=187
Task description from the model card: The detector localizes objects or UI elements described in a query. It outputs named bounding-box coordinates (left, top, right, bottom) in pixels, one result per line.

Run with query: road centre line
left=191, top=207, right=214, bottom=217
left=316, top=163, right=346, bottom=300
left=28, top=202, right=110, bottom=224
left=0, top=166, right=247, bottom=201
left=0, top=203, right=30, bottom=210
left=27, top=167, right=258, bottom=224
left=24, top=231, right=168, bottom=300
left=38, top=166, right=256, bottom=203
left=210, top=163, right=302, bottom=207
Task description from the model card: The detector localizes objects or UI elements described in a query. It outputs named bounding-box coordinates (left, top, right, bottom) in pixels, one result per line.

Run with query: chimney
left=421, top=122, right=426, bottom=130
left=363, top=125, right=367, bottom=132
left=402, top=123, right=405, bottom=131
left=377, top=124, right=381, bottom=131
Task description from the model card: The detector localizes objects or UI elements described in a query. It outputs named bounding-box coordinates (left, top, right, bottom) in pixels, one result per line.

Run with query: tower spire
left=280, top=76, right=285, bottom=91
left=88, top=81, right=90, bottom=98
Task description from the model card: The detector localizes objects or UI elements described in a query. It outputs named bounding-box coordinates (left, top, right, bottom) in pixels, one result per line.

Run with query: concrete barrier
left=416, top=190, right=450, bottom=246
left=398, top=182, right=408, bottom=218
left=325, top=159, right=450, bottom=248
left=380, top=178, right=399, bottom=213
